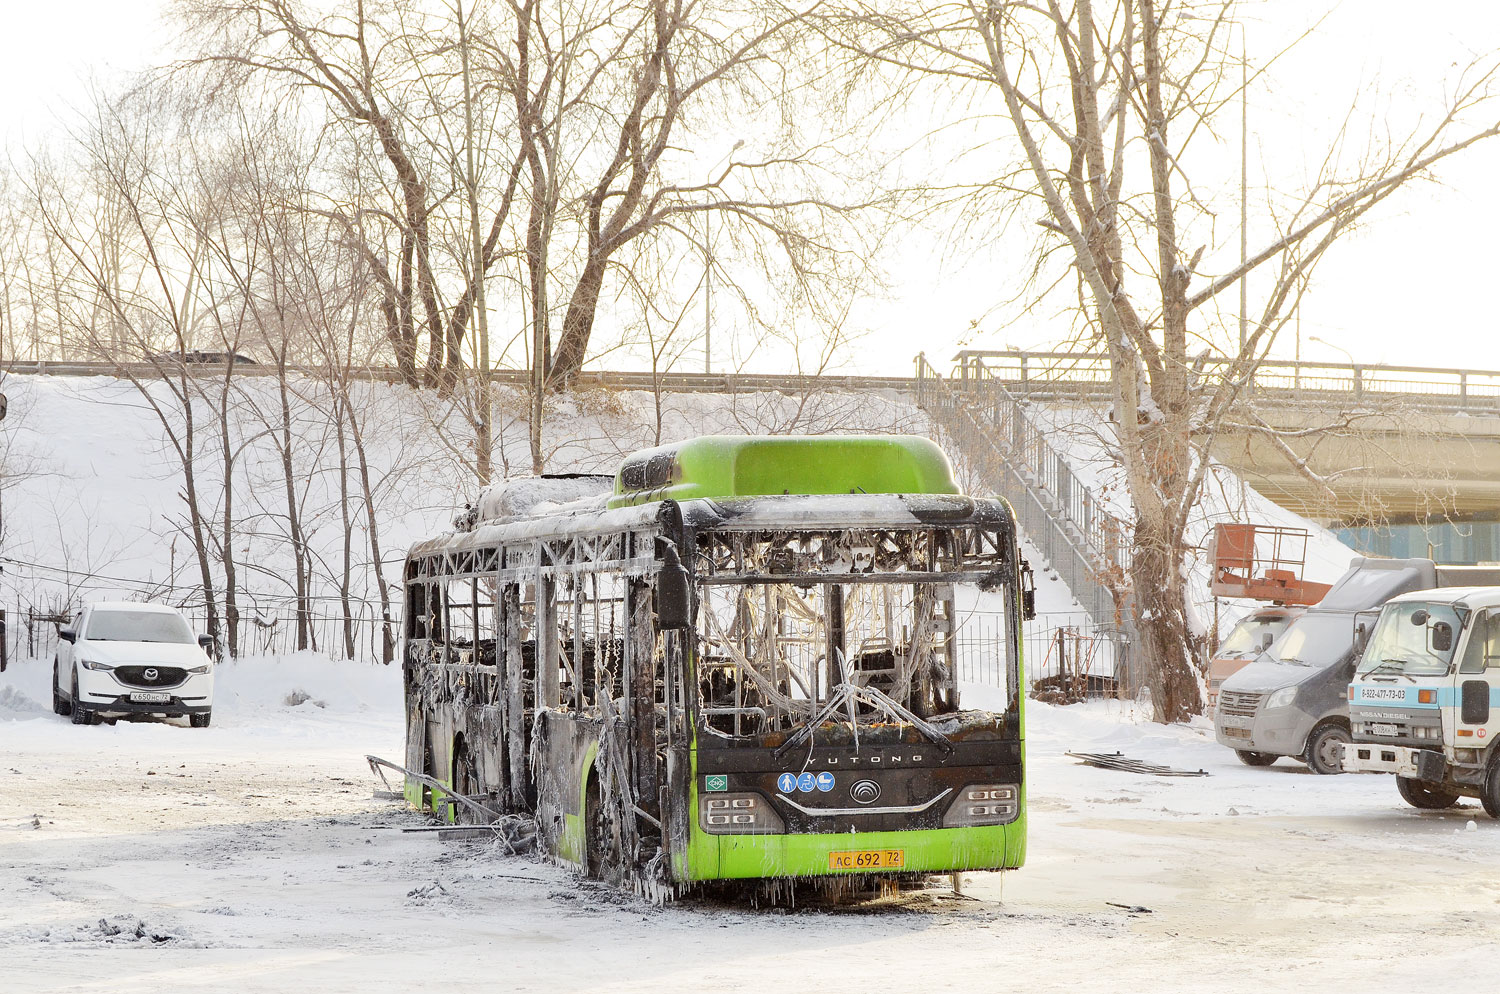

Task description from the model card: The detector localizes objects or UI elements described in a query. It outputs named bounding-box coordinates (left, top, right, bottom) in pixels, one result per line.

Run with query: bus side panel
left=533, top=712, right=599, bottom=865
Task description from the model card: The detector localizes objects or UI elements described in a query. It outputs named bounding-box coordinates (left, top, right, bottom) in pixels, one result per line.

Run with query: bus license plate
left=829, top=849, right=904, bottom=871
left=130, top=692, right=170, bottom=704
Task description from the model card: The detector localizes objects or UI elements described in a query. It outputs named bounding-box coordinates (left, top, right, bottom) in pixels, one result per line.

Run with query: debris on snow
left=1065, top=751, right=1209, bottom=777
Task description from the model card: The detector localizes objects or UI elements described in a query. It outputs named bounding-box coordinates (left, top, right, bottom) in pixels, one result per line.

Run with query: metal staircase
left=913, top=354, right=1133, bottom=640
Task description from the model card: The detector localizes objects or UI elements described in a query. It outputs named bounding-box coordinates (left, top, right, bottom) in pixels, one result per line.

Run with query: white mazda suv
left=52, top=602, right=216, bottom=727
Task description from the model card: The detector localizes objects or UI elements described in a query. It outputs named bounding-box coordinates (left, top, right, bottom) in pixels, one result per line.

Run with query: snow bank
left=212, top=652, right=401, bottom=714
left=0, top=652, right=402, bottom=726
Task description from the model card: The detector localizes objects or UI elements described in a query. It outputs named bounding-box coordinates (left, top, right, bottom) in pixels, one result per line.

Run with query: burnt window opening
left=554, top=571, right=629, bottom=710
left=691, top=526, right=1016, bottom=739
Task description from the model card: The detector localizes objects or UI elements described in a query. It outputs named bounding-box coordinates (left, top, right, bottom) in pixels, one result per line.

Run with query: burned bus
left=401, top=435, right=1032, bottom=896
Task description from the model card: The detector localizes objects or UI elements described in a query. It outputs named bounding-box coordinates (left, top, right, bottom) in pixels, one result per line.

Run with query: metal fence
left=952, top=609, right=1131, bottom=700
left=3, top=600, right=396, bottom=667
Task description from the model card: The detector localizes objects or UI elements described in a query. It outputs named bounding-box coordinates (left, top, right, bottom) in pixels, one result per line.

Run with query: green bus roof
left=607, top=435, right=959, bottom=508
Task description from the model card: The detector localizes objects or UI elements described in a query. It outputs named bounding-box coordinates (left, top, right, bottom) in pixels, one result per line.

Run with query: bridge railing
left=952, top=349, right=1500, bottom=414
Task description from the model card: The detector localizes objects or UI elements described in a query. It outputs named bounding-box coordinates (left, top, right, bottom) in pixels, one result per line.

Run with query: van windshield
left=1356, top=601, right=1466, bottom=678
left=1217, top=615, right=1292, bottom=660
left=1266, top=614, right=1353, bottom=668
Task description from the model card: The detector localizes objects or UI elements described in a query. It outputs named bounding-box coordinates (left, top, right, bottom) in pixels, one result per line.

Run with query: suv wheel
left=68, top=670, right=93, bottom=725
left=190, top=710, right=212, bottom=728
left=1235, top=750, right=1278, bottom=767
left=52, top=659, right=72, bottom=716
left=1303, top=722, right=1350, bottom=775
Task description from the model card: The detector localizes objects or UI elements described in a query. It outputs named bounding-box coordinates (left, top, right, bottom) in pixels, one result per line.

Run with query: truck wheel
left=1481, top=762, right=1500, bottom=819
left=1396, top=777, right=1460, bottom=810
left=1235, top=750, right=1278, bottom=767
left=1303, top=722, right=1350, bottom=775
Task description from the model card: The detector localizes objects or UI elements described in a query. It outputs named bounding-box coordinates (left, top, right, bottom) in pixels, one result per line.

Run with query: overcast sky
left=4, top=0, right=1499, bottom=376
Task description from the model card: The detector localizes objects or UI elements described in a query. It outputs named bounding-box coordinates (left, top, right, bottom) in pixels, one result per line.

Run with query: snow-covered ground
left=3, top=656, right=1496, bottom=993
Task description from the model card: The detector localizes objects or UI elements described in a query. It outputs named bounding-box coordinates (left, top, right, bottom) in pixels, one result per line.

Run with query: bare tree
left=831, top=1, right=1500, bottom=720
left=25, top=88, right=229, bottom=646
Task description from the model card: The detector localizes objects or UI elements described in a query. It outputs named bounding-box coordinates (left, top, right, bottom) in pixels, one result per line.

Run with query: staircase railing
left=913, top=354, right=1131, bottom=635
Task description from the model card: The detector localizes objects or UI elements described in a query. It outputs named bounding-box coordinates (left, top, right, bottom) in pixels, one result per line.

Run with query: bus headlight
left=699, top=793, right=785, bottom=835
left=943, top=784, right=1020, bottom=827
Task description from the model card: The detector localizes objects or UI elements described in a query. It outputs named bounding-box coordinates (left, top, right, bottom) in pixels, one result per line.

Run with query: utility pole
left=1238, top=26, right=1248, bottom=355
left=457, top=0, right=492, bottom=484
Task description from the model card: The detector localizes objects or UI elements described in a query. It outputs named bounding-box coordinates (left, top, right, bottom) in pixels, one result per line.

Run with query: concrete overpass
left=12, top=349, right=1496, bottom=525
left=951, top=350, right=1500, bottom=524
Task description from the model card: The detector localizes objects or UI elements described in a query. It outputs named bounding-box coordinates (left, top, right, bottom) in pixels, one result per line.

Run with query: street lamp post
left=1238, top=24, right=1248, bottom=356
left=704, top=139, right=745, bottom=375
left=1179, top=13, right=1249, bottom=355
left=1308, top=335, right=1355, bottom=365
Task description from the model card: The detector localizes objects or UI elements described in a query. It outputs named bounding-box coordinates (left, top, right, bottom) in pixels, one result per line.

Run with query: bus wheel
left=451, top=739, right=480, bottom=824
left=1303, top=722, right=1350, bottom=775
left=1235, top=750, right=1278, bottom=767
left=1481, top=762, right=1500, bottom=820
left=584, top=775, right=620, bottom=882
left=1396, top=777, right=1460, bottom=810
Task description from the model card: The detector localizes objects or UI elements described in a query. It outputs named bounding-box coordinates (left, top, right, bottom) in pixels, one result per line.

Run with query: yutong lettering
left=800, top=754, right=924, bottom=767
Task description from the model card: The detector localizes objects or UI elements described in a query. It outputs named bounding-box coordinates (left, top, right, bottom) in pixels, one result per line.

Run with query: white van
left=51, top=602, right=215, bottom=727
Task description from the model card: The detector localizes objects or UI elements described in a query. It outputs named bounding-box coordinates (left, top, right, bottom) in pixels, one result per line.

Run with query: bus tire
left=1396, top=777, right=1460, bottom=810
left=1235, top=750, right=1278, bottom=767
left=1303, top=722, right=1350, bottom=775
left=584, top=774, right=620, bottom=882
left=451, top=738, right=480, bottom=823
left=1481, top=761, right=1500, bottom=820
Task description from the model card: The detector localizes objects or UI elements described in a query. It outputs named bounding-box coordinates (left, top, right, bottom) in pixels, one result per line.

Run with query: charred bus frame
left=401, top=437, right=1032, bottom=896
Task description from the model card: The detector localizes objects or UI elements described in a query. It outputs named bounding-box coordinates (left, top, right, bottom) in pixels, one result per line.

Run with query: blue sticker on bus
left=797, top=772, right=817, bottom=793
left=777, top=773, right=797, bottom=793
left=815, top=772, right=835, bottom=792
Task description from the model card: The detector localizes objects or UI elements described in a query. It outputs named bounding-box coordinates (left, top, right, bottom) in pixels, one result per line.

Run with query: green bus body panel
left=696, top=822, right=1027, bottom=880
left=678, top=768, right=1026, bottom=880
left=556, top=741, right=601, bottom=867
left=609, top=435, right=959, bottom=508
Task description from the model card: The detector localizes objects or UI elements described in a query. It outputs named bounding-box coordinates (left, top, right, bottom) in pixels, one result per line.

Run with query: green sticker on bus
left=704, top=774, right=728, bottom=792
